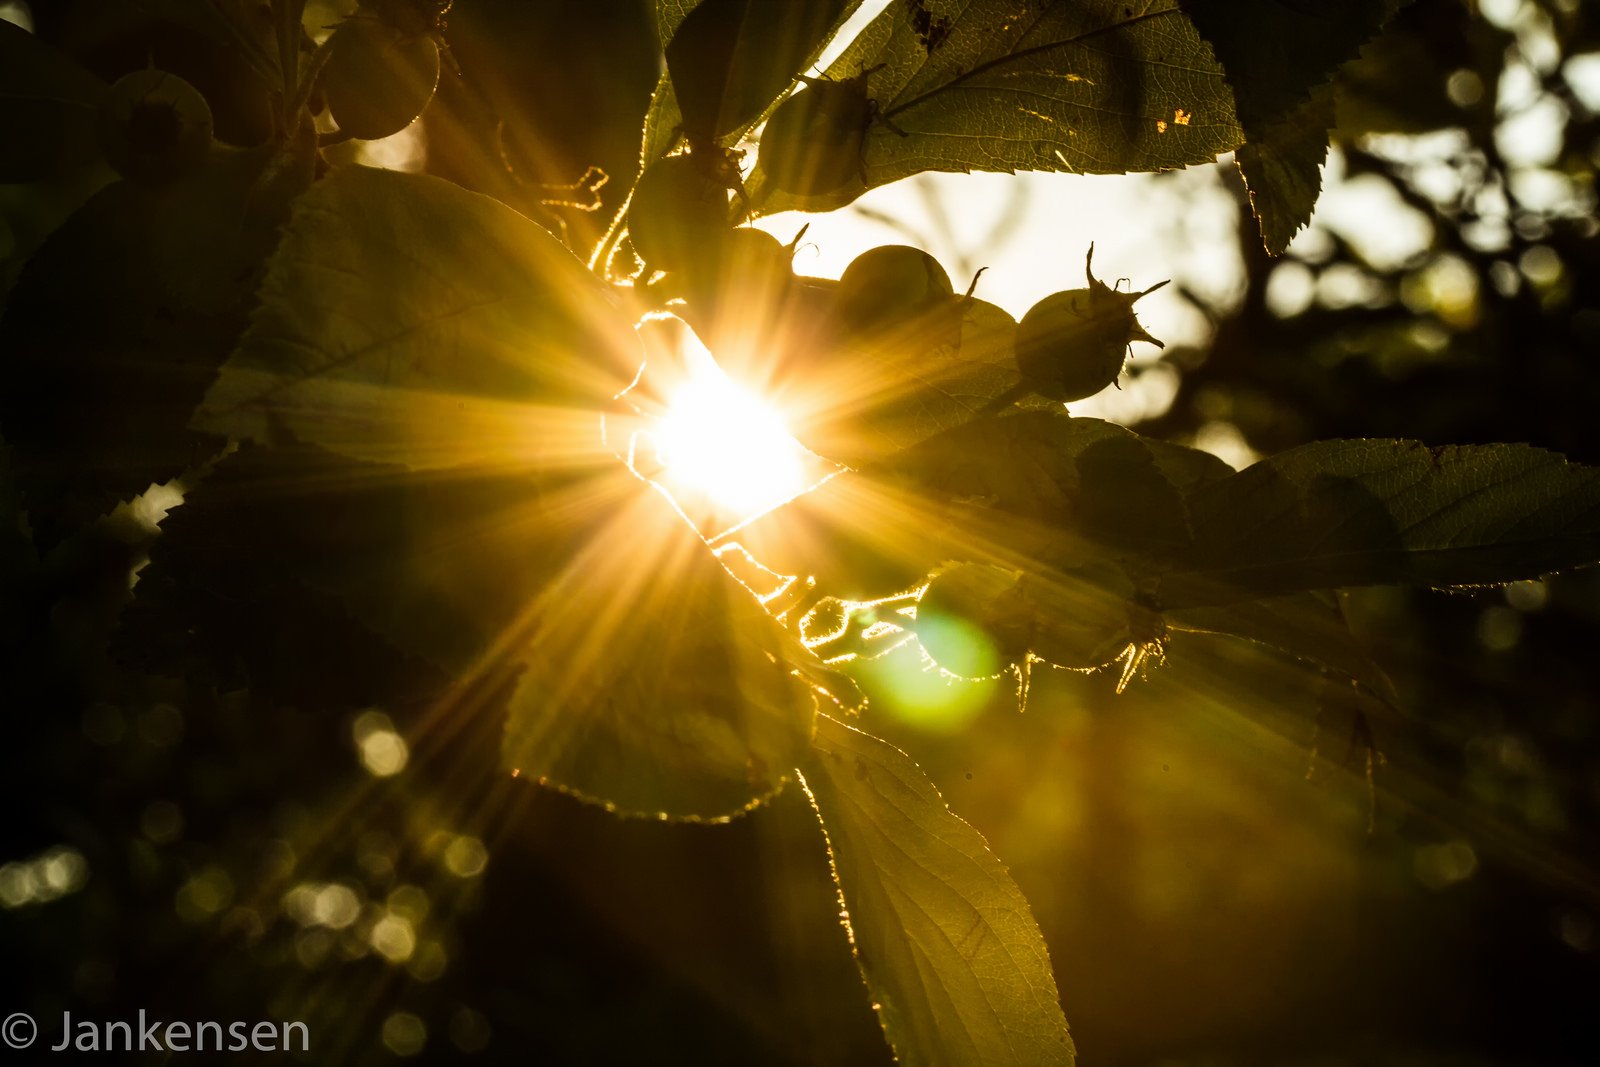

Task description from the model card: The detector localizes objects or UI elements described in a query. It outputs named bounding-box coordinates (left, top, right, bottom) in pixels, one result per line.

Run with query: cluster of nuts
left=628, top=147, right=1168, bottom=408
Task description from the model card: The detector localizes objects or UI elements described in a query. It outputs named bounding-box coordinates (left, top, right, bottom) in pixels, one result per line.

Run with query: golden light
left=652, top=363, right=810, bottom=520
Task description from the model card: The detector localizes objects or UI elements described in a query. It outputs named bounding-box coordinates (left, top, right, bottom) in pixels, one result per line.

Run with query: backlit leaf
left=882, top=410, right=1192, bottom=568
left=721, top=411, right=1197, bottom=603
left=642, top=1, right=863, bottom=166
left=751, top=0, right=1242, bottom=211
left=0, top=139, right=313, bottom=546
left=802, top=712, right=1074, bottom=1066
left=196, top=165, right=642, bottom=471
left=502, top=478, right=820, bottom=820
left=1178, top=0, right=1400, bottom=250
left=1177, top=0, right=1402, bottom=132
left=667, top=0, right=857, bottom=144
left=1235, top=85, right=1333, bottom=255
left=1160, top=440, right=1600, bottom=607
left=1167, top=590, right=1399, bottom=705
left=0, top=19, right=106, bottom=182
left=131, top=437, right=820, bottom=820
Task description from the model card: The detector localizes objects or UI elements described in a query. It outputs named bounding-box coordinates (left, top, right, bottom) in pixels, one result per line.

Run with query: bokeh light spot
left=370, top=913, right=417, bottom=963
left=406, top=940, right=449, bottom=982
left=0, top=847, right=89, bottom=908
left=174, top=866, right=234, bottom=922
left=1505, top=579, right=1549, bottom=612
left=387, top=885, right=430, bottom=923
left=1477, top=605, right=1524, bottom=651
left=382, top=1012, right=427, bottom=1057
left=443, top=836, right=488, bottom=879
left=1414, top=840, right=1479, bottom=889
left=352, top=710, right=409, bottom=777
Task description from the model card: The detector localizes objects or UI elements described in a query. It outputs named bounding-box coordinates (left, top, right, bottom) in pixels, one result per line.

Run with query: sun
left=652, top=362, right=810, bottom=520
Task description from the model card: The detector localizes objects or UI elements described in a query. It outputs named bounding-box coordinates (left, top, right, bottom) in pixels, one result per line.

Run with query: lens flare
left=654, top=366, right=809, bottom=519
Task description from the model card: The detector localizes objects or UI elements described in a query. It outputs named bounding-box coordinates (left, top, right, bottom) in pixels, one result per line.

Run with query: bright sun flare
left=653, top=368, right=809, bottom=519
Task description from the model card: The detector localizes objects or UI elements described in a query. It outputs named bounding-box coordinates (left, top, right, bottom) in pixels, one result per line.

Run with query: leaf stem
left=286, top=29, right=337, bottom=127
left=275, top=0, right=308, bottom=121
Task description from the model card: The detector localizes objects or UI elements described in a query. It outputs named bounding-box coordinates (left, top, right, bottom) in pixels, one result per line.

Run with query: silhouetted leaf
left=129, top=0, right=282, bottom=88
left=722, top=411, right=1199, bottom=602
left=884, top=411, right=1192, bottom=567
left=715, top=469, right=942, bottom=602
left=0, top=19, right=106, bottom=182
left=667, top=0, right=857, bottom=144
left=1177, top=0, right=1402, bottom=131
left=129, top=437, right=820, bottom=819
left=121, top=444, right=460, bottom=709
left=1178, top=0, right=1400, bottom=251
left=640, top=74, right=684, bottom=169
left=502, top=477, right=819, bottom=820
left=1140, top=433, right=1235, bottom=491
left=752, top=0, right=1242, bottom=211
left=1235, top=84, right=1334, bottom=254
left=802, top=712, right=1074, bottom=1066
left=0, top=139, right=313, bottom=547
left=196, top=165, right=642, bottom=471
left=1168, top=590, right=1399, bottom=704
left=642, top=1, right=862, bottom=166
left=1160, top=440, right=1600, bottom=607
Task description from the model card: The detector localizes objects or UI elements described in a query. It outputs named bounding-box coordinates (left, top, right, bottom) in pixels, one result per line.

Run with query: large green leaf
left=640, top=1, right=863, bottom=168
left=121, top=444, right=460, bottom=709
left=503, top=478, right=819, bottom=820
left=1177, top=0, right=1401, bottom=251
left=1234, top=85, right=1334, bottom=255
left=129, top=0, right=283, bottom=90
left=0, top=139, right=313, bottom=546
left=129, top=436, right=820, bottom=820
left=882, top=410, right=1194, bottom=568
left=721, top=411, right=1194, bottom=602
left=1167, top=590, right=1399, bottom=705
left=639, top=74, right=684, bottom=171
left=653, top=0, right=700, bottom=45
left=638, top=4, right=694, bottom=167
left=801, top=712, right=1074, bottom=1066
left=1177, top=0, right=1401, bottom=132
left=1159, top=440, right=1600, bottom=607
left=0, top=19, right=106, bottom=182
left=750, top=0, right=1241, bottom=211
left=667, top=0, right=857, bottom=145
left=196, top=165, right=643, bottom=471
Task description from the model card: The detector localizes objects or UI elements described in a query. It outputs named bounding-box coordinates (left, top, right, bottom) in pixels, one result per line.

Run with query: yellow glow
left=353, top=710, right=409, bottom=777
left=654, top=366, right=809, bottom=519
left=856, top=640, right=998, bottom=734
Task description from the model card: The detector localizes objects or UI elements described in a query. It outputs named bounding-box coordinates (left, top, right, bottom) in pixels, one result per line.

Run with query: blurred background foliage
left=2, top=0, right=1599, bottom=1063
